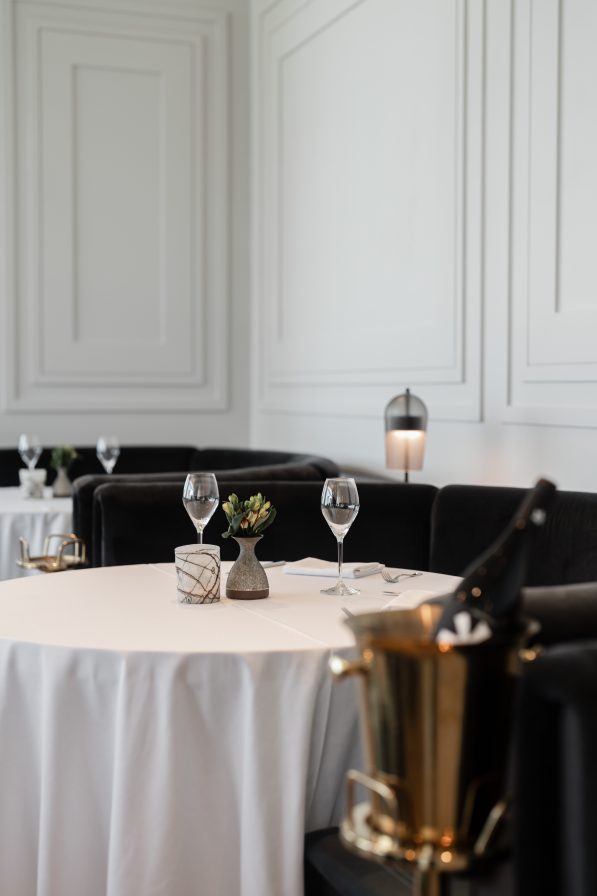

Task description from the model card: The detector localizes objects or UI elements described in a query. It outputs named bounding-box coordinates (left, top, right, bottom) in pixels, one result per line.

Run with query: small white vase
left=52, top=466, right=72, bottom=497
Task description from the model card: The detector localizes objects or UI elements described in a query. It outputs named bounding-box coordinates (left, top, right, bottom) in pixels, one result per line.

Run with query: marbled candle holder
left=19, top=468, right=46, bottom=499
left=174, top=543, right=221, bottom=604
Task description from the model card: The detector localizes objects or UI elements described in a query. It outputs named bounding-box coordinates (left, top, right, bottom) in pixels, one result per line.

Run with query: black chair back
left=93, top=480, right=437, bottom=569
left=430, top=485, right=597, bottom=585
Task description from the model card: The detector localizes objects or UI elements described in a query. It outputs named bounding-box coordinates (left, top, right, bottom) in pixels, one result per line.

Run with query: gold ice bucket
left=332, top=604, right=531, bottom=884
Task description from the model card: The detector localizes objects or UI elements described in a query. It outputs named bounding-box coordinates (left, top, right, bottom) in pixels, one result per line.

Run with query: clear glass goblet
left=18, top=434, right=42, bottom=470
left=183, top=473, right=219, bottom=544
left=96, top=436, right=120, bottom=474
left=320, top=477, right=360, bottom=596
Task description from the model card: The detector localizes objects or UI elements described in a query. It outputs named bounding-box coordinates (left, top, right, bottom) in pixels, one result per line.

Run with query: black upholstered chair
left=72, top=448, right=340, bottom=565
left=188, top=447, right=339, bottom=481
left=513, top=637, right=597, bottom=896
left=92, top=480, right=437, bottom=569
left=430, top=485, right=597, bottom=585
left=0, top=443, right=338, bottom=488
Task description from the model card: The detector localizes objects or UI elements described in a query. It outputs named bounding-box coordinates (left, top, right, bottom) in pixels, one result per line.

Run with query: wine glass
left=320, top=477, right=360, bottom=596
left=183, top=473, right=219, bottom=544
left=18, top=434, right=42, bottom=470
left=96, top=436, right=120, bottom=474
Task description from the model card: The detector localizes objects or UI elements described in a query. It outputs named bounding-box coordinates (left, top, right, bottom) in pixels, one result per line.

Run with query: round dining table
left=0, top=561, right=458, bottom=896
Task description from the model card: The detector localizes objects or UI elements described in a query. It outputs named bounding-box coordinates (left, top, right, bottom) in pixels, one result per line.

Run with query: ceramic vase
left=226, top=536, right=269, bottom=600
left=52, top=466, right=72, bottom=497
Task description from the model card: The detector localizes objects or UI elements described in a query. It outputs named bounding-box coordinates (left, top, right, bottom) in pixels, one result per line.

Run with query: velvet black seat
left=187, top=448, right=339, bottom=481
left=72, top=448, right=340, bottom=565
left=514, top=637, right=597, bottom=896
left=0, top=444, right=338, bottom=487
left=430, top=485, right=597, bottom=585
left=92, top=480, right=438, bottom=569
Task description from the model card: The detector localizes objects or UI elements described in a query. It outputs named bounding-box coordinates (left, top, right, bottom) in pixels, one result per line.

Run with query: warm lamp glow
left=385, top=429, right=426, bottom=471
left=384, top=388, right=428, bottom=482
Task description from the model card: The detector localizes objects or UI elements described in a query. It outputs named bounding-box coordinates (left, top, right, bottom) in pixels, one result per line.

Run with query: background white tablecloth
left=0, top=563, right=458, bottom=896
left=0, top=487, right=72, bottom=580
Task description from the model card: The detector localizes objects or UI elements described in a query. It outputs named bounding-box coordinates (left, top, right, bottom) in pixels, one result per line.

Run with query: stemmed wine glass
left=18, top=434, right=42, bottom=470
left=183, top=473, right=219, bottom=544
left=320, top=477, right=360, bottom=596
left=96, top=436, right=120, bottom=474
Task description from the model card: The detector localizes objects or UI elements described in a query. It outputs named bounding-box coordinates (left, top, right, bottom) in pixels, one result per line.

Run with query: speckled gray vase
left=52, top=467, right=72, bottom=497
left=226, top=536, right=269, bottom=600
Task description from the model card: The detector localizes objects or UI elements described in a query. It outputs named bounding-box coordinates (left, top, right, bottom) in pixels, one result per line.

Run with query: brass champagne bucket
left=332, top=604, right=532, bottom=894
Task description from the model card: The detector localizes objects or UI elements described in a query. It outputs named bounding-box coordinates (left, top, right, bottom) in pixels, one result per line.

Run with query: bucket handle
left=473, top=796, right=511, bottom=856
left=344, top=769, right=401, bottom=857
left=329, top=649, right=372, bottom=679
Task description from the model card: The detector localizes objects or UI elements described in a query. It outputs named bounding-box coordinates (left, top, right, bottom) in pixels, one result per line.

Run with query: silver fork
left=381, top=569, right=423, bottom=584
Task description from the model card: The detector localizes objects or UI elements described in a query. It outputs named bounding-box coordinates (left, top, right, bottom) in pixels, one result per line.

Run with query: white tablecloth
left=0, top=563, right=458, bottom=896
left=0, top=487, right=72, bottom=580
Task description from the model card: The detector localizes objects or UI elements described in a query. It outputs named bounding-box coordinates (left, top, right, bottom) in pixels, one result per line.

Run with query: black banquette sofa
left=89, top=479, right=597, bottom=588
left=71, top=448, right=340, bottom=566
left=0, top=444, right=203, bottom=487
left=0, top=444, right=338, bottom=489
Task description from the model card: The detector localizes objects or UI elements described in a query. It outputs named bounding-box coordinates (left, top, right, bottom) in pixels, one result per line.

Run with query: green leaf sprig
left=221, top=493, right=277, bottom=539
left=50, top=445, right=79, bottom=471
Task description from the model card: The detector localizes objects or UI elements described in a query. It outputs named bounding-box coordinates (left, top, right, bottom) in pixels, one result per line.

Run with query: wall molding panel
left=253, top=0, right=484, bottom=422
left=4, top=0, right=230, bottom=412
left=506, top=0, right=597, bottom=426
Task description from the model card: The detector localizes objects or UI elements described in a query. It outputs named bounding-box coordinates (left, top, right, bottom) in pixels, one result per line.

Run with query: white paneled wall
left=251, top=0, right=597, bottom=491
left=253, top=0, right=482, bottom=421
left=3, top=0, right=597, bottom=490
left=507, top=0, right=597, bottom=426
left=0, top=0, right=249, bottom=446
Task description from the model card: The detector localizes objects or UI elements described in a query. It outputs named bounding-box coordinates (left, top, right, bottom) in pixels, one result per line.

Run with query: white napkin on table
left=284, top=557, right=384, bottom=579
left=382, top=590, right=440, bottom=610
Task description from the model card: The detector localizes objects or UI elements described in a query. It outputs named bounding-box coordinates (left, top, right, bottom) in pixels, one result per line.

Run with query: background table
left=0, top=487, right=72, bottom=580
left=0, top=562, right=458, bottom=896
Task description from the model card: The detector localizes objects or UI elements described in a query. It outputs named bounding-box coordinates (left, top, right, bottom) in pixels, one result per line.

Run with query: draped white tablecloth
left=0, top=563, right=458, bottom=896
left=0, top=487, right=72, bottom=580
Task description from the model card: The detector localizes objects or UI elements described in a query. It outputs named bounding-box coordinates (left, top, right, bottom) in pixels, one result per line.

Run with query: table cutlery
left=341, top=606, right=354, bottom=618
left=261, top=560, right=286, bottom=568
left=381, top=569, right=423, bottom=584
left=382, top=591, right=403, bottom=597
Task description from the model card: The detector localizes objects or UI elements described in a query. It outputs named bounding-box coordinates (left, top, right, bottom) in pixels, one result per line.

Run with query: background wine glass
left=96, top=436, right=120, bottom=474
left=18, top=434, right=42, bottom=470
left=183, top=473, right=219, bottom=544
left=320, top=477, right=360, bottom=596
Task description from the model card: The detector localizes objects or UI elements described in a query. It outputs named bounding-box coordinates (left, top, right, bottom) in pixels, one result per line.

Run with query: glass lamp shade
left=385, top=429, right=426, bottom=471
left=384, top=389, right=428, bottom=472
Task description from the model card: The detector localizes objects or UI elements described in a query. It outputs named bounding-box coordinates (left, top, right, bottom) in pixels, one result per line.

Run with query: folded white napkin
left=284, top=557, right=384, bottom=579
left=382, top=590, right=439, bottom=610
